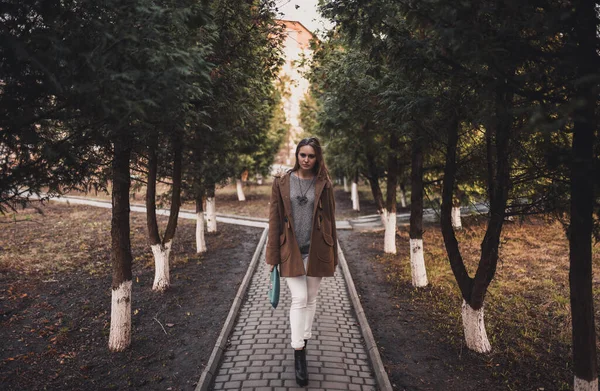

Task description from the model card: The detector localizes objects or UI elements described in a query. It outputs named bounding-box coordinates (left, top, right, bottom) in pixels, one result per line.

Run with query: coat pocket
left=280, top=233, right=291, bottom=263
left=322, top=232, right=334, bottom=247
left=317, top=232, right=334, bottom=263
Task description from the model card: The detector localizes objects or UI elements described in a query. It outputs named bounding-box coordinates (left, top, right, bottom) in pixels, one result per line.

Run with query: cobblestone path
left=211, top=247, right=378, bottom=391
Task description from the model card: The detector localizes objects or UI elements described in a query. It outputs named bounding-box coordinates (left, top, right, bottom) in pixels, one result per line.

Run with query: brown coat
left=266, top=171, right=338, bottom=277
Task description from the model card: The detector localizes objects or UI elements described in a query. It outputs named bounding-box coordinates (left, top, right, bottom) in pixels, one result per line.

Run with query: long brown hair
left=291, top=137, right=330, bottom=180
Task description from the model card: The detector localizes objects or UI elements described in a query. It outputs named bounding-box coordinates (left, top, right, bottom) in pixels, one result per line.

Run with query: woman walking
left=266, top=137, right=338, bottom=387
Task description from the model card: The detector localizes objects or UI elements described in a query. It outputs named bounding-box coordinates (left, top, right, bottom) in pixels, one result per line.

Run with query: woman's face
left=298, top=145, right=317, bottom=172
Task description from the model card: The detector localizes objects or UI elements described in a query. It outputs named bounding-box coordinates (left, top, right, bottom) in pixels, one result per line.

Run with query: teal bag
left=268, top=266, right=280, bottom=309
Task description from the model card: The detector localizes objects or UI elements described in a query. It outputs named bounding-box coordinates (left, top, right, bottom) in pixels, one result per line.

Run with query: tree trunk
left=399, top=182, right=407, bottom=208
left=569, top=2, right=598, bottom=387
left=196, top=197, right=207, bottom=253
left=108, top=139, right=133, bottom=352
left=146, top=137, right=183, bottom=292
left=441, top=115, right=491, bottom=353
left=384, top=134, right=399, bottom=254
left=151, top=242, right=171, bottom=291
left=471, top=87, right=512, bottom=309
left=206, top=183, right=217, bottom=233
left=236, top=178, right=246, bottom=201
left=409, top=136, right=428, bottom=287
left=366, top=175, right=385, bottom=216
left=381, top=210, right=395, bottom=253
left=351, top=171, right=360, bottom=211
left=365, top=150, right=385, bottom=222
left=440, top=115, right=472, bottom=300
left=145, top=141, right=163, bottom=288
left=343, top=176, right=349, bottom=192
left=451, top=206, right=462, bottom=230
left=461, top=300, right=491, bottom=353
left=162, top=138, right=182, bottom=245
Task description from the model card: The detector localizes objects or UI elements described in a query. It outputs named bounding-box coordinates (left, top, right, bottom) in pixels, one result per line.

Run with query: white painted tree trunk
left=574, top=377, right=598, bottom=391
left=236, top=178, right=246, bottom=201
left=351, top=181, right=360, bottom=211
left=151, top=241, right=172, bottom=292
left=196, top=212, right=207, bottom=253
left=343, top=176, right=349, bottom=192
left=410, top=239, right=428, bottom=287
left=108, top=280, right=132, bottom=352
left=383, top=211, right=397, bottom=254
left=206, top=197, right=217, bottom=233
left=461, top=300, right=492, bottom=353
left=451, top=206, right=462, bottom=230
left=379, top=209, right=387, bottom=225
left=256, top=174, right=263, bottom=185
left=400, top=189, right=407, bottom=208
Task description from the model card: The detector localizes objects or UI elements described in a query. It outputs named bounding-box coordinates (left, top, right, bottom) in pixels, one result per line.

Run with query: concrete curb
left=337, top=241, right=394, bottom=391
left=194, top=228, right=269, bottom=391
left=45, top=195, right=268, bottom=228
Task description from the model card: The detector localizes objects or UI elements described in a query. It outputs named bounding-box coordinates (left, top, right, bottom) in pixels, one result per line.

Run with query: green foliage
left=319, top=0, right=598, bottom=221
left=182, top=0, right=285, bottom=200
left=1, top=0, right=285, bottom=211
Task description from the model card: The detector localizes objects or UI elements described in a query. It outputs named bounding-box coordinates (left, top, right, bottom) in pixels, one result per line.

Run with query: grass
left=0, top=203, right=198, bottom=276
left=372, top=215, right=600, bottom=389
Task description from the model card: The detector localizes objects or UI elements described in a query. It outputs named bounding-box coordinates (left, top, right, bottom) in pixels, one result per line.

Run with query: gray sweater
left=290, top=173, right=315, bottom=254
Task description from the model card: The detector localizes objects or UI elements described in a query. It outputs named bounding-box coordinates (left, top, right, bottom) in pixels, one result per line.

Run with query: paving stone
left=326, top=374, right=352, bottom=383
left=321, top=381, right=352, bottom=389
left=320, top=367, right=346, bottom=376
left=364, top=377, right=377, bottom=385
left=222, top=380, right=241, bottom=389
left=228, top=373, right=246, bottom=381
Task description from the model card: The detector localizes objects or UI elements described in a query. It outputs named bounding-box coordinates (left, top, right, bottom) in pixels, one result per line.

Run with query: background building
left=274, top=20, right=315, bottom=166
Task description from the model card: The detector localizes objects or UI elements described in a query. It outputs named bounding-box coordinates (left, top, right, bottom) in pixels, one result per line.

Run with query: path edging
left=194, top=227, right=269, bottom=391
left=337, top=242, right=394, bottom=391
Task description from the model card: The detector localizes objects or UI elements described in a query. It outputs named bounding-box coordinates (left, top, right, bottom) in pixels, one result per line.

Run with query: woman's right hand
left=269, top=264, right=275, bottom=272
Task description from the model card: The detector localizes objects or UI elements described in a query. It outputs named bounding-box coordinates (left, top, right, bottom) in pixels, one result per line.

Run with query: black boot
left=303, top=340, right=308, bottom=372
left=294, top=349, right=308, bottom=387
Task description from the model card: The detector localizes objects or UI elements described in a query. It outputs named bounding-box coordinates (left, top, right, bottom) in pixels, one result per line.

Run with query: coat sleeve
left=329, top=183, right=339, bottom=267
left=266, top=178, right=282, bottom=266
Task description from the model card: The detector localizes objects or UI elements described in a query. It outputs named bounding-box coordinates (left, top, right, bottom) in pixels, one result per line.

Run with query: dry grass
left=64, top=180, right=274, bottom=219
left=373, top=216, right=600, bottom=390
left=0, top=203, right=211, bottom=276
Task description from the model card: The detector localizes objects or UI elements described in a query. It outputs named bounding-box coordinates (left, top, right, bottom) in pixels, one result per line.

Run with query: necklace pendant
left=297, top=195, right=308, bottom=206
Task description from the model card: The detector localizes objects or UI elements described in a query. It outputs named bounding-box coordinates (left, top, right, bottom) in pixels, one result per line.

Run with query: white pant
left=285, top=255, right=322, bottom=349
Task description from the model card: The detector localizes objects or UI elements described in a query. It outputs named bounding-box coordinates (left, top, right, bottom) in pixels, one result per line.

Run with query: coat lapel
left=312, top=174, right=327, bottom=218
left=279, top=172, right=293, bottom=217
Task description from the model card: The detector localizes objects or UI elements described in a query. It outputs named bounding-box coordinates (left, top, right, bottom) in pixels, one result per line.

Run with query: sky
left=275, top=0, right=334, bottom=37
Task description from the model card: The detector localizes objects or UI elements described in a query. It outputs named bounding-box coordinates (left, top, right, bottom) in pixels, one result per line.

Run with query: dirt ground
left=0, top=203, right=262, bottom=391
left=337, top=215, right=600, bottom=390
